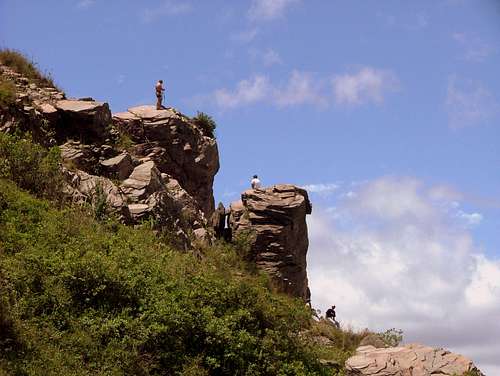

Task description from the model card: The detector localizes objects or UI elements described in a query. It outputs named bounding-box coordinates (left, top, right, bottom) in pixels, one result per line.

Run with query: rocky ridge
left=345, top=344, right=484, bottom=376
left=0, top=63, right=218, bottom=248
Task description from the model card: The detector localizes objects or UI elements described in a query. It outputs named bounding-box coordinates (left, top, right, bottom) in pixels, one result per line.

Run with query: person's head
left=253, top=174, right=258, bottom=179
left=158, top=80, right=163, bottom=83
left=332, top=305, right=336, bottom=309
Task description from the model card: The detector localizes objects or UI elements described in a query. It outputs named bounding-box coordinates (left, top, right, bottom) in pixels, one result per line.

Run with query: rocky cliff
left=0, top=63, right=219, bottom=248
left=228, top=185, right=312, bottom=300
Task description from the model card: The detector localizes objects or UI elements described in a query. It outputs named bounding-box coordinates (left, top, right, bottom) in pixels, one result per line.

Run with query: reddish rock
left=229, top=184, right=312, bottom=300
left=113, top=105, right=219, bottom=217
left=345, top=344, right=484, bottom=376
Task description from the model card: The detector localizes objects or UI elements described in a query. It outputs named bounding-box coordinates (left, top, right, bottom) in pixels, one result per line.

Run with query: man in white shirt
left=251, top=175, right=261, bottom=189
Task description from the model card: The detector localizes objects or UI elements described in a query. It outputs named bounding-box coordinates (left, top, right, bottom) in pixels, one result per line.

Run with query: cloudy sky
left=1, top=0, right=499, bottom=373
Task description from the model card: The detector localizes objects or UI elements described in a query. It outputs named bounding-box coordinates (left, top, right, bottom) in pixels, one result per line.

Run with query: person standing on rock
left=251, top=175, right=261, bottom=189
left=155, top=79, right=165, bottom=110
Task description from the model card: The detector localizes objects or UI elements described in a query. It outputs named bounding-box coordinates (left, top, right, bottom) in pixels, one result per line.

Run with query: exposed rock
left=345, top=344, right=484, bottom=376
left=121, top=161, right=163, bottom=201
left=55, top=99, right=111, bottom=142
left=113, top=105, right=219, bottom=216
left=62, top=167, right=131, bottom=222
left=211, top=202, right=228, bottom=239
left=100, top=152, right=134, bottom=180
left=60, top=141, right=97, bottom=172
left=229, top=184, right=312, bottom=299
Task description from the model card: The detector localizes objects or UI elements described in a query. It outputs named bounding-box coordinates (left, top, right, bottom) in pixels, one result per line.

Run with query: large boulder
left=113, top=105, right=219, bottom=216
left=229, top=184, right=312, bottom=300
left=100, top=152, right=134, bottom=180
left=345, top=344, right=484, bottom=376
left=55, top=99, right=111, bottom=142
left=121, top=161, right=163, bottom=201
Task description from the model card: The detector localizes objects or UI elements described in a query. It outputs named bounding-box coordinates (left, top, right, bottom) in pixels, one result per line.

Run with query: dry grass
left=0, top=49, right=58, bottom=88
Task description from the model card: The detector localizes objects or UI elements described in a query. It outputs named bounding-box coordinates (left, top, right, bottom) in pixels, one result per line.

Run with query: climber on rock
left=251, top=175, right=261, bottom=190
left=326, top=305, right=340, bottom=328
left=155, top=79, right=165, bottom=110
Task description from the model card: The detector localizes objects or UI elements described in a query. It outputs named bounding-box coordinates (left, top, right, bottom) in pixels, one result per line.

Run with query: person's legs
left=156, top=94, right=162, bottom=110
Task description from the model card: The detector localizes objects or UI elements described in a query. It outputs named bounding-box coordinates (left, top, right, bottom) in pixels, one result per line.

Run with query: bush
left=0, top=181, right=330, bottom=375
left=307, top=319, right=370, bottom=372
left=0, top=77, right=16, bottom=109
left=193, top=111, right=217, bottom=138
left=0, top=49, right=57, bottom=88
left=377, top=328, right=403, bottom=347
left=0, top=133, right=63, bottom=200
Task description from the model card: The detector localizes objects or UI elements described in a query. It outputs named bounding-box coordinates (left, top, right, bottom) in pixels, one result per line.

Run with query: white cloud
left=213, top=72, right=327, bottom=109
left=262, top=49, right=282, bottom=66
left=307, top=176, right=500, bottom=374
left=77, top=0, right=95, bottom=9
left=332, top=67, right=399, bottom=106
left=249, top=48, right=282, bottom=66
left=142, top=0, right=192, bottom=23
left=230, top=28, right=259, bottom=44
left=211, top=66, right=398, bottom=110
left=446, top=76, right=498, bottom=129
left=274, top=71, right=327, bottom=107
left=302, top=183, right=339, bottom=195
left=214, top=75, right=271, bottom=109
left=457, top=210, right=483, bottom=227
left=452, top=32, right=494, bottom=62
left=248, top=0, right=299, bottom=21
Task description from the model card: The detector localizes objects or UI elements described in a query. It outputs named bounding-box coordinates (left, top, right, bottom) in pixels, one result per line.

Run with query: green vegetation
left=0, top=133, right=373, bottom=375
left=0, top=49, right=57, bottom=88
left=377, top=328, right=403, bottom=347
left=0, top=133, right=63, bottom=201
left=307, top=319, right=369, bottom=373
left=193, top=112, right=217, bottom=138
left=0, top=179, right=334, bottom=375
left=0, top=77, right=16, bottom=108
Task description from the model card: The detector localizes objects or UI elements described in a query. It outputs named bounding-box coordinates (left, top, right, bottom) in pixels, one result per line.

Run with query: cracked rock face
left=345, top=344, right=484, bottom=376
left=113, top=105, right=219, bottom=217
left=229, top=184, right=312, bottom=300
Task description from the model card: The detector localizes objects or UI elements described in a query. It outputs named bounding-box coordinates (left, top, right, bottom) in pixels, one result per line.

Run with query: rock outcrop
left=345, top=344, right=484, bottom=376
left=1, top=64, right=219, bottom=249
left=113, top=105, right=219, bottom=217
left=229, top=185, right=312, bottom=300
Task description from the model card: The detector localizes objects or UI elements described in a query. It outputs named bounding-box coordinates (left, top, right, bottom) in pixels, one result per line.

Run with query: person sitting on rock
left=251, top=175, right=261, bottom=189
left=326, top=305, right=339, bottom=328
left=155, top=79, right=165, bottom=110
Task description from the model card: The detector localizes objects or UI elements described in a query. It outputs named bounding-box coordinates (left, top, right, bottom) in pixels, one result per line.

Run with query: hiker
left=326, top=305, right=339, bottom=328
left=156, top=79, right=165, bottom=110
left=251, top=175, right=261, bottom=189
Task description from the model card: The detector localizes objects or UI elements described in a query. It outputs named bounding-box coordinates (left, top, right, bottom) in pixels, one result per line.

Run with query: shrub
left=307, top=319, right=370, bottom=372
left=0, top=77, right=16, bottom=109
left=193, top=111, right=217, bottom=138
left=0, top=49, right=57, bottom=88
left=377, top=328, right=403, bottom=347
left=0, top=133, right=63, bottom=201
left=0, top=181, right=330, bottom=375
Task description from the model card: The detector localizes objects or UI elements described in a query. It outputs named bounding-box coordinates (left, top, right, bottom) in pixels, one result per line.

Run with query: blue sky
left=2, top=0, right=500, bottom=373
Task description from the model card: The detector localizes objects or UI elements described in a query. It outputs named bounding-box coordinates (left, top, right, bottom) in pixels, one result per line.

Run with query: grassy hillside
left=0, top=175, right=333, bottom=375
